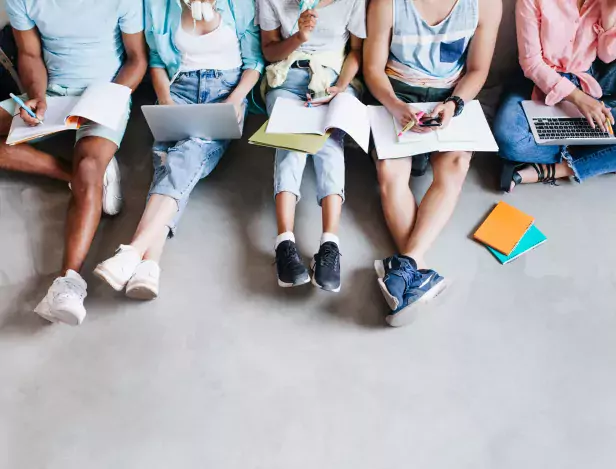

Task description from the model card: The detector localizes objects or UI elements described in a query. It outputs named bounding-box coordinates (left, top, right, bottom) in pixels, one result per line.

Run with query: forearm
left=263, top=33, right=304, bottom=63
left=18, top=54, right=48, bottom=100
left=114, top=55, right=148, bottom=92
left=228, top=69, right=261, bottom=102
left=365, top=67, right=400, bottom=110
left=335, top=49, right=361, bottom=90
left=451, top=68, right=489, bottom=102
left=151, top=67, right=172, bottom=103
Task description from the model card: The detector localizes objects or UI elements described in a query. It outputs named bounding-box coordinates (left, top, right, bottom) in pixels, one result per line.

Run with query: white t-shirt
left=174, top=23, right=243, bottom=72
left=257, top=0, right=366, bottom=54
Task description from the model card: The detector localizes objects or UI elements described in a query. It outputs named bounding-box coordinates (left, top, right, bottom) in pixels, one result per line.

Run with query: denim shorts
left=149, top=68, right=244, bottom=236
left=0, top=83, right=130, bottom=147
left=265, top=67, right=356, bottom=204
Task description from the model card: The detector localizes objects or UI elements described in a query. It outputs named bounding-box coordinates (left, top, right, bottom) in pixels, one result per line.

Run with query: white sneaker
left=102, top=156, right=123, bottom=216
left=34, top=270, right=87, bottom=326
left=93, top=245, right=142, bottom=291
left=126, top=260, right=160, bottom=301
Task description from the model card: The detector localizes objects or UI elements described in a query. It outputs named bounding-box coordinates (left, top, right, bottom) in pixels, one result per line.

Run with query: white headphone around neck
left=183, top=0, right=215, bottom=22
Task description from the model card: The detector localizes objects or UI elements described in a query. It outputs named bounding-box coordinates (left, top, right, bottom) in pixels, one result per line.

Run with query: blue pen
left=9, top=93, right=42, bottom=124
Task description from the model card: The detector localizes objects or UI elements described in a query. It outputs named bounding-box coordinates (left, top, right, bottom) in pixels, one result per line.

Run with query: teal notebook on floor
left=487, top=225, right=547, bottom=264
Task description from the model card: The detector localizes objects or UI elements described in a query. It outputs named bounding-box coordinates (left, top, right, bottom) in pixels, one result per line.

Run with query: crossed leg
left=377, top=150, right=472, bottom=268
left=0, top=108, right=71, bottom=181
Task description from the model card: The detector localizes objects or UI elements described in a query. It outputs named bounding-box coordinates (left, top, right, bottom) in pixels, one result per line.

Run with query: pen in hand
left=9, top=93, right=43, bottom=125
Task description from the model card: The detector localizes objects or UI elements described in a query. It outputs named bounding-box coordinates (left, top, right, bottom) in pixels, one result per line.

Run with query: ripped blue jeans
left=149, top=68, right=244, bottom=236
left=494, top=72, right=616, bottom=182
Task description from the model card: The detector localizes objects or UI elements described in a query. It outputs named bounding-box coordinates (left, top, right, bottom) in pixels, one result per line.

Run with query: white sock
left=321, top=232, right=339, bottom=247
left=275, top=231, right=295, bottom=250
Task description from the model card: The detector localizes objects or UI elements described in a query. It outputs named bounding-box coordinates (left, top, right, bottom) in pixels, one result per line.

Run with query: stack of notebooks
left=473, top=201, right=547, bottom=264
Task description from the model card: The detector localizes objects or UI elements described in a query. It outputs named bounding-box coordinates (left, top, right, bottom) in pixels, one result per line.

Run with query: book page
left=369, top=106, right=439, bottom=159
left=6, top=96, right=80, bottom=145
left=266, top=98, right=328, bottom=135
left=436, top=100, right=488, bottom=143
left=324, top=93, right=371, bottom=153
left=69, top=82, right=131, bottom=131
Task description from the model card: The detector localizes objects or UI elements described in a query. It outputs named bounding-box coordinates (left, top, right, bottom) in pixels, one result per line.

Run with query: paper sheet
left=6, top=96, right=80, bottom=145
left=325, top=93, right=371, bottom=152
left=266, top=98, right=328, bottom=135
left=69, top=82, right=131, bottom=131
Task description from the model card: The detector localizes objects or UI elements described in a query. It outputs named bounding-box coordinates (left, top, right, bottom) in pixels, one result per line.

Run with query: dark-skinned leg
left=0, top=108, right=71, bottom=181
left=62, top=136, right=117, bottom=274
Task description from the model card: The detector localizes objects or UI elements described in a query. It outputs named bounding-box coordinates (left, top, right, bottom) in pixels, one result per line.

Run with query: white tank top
left=174, top=22, right=243, bottom=72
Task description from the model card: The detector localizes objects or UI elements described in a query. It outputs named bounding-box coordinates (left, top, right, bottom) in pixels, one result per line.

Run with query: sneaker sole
left=102, top=158, right=123, bottom=217
left=374, top=260, right=386, bottom=279
left=385, top=279, right=449, bottom=328
left=277, top=275, right=311, bottom=288
left=310, top=258, right=341, bottom=293
left=126, top=282, right=158, bottom=301
left=34, top=306, right=82, bottom=326
left=93, top=265, right=128, bottom=292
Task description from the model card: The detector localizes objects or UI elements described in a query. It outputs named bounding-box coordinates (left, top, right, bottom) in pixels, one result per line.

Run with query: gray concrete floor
left=1, top=89, right=616, bottom=469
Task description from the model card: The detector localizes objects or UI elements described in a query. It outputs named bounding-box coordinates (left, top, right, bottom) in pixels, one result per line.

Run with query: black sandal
left=500, top=161, right=558, bottom=192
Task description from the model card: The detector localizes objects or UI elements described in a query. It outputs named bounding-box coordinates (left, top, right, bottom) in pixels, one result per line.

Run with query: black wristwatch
left=444, top=96, right=465, bottom=117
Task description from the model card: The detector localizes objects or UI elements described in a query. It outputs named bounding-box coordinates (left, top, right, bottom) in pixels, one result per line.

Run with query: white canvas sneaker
left=102, top=156, right=123, bottom=216
left=34, top=270, right=88, bottom=326
left=93, top=245, right=142, bottom=291
left=126, top=260, right=160, bottom=300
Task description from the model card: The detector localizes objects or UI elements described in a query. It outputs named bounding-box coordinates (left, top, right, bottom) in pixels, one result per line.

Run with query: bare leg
left=129, top=194, right=177, bottom=263
left=376, top=157, right=417, bottom=252
left=402, top=151, right=471, bottom=268
left=276, top=191, right=297, bottom=234
left=0, top=109, right=71, bottom=181
left=321, top=194, right=342, bottom=234
left=62, top=137, right=117, bottom=274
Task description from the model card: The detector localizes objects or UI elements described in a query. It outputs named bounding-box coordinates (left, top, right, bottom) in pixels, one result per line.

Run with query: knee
left=377, top=160, right=409, bottom=197
left=72, top=154, right=107, bottom=192
left=433, top=152, right=471, bottom=189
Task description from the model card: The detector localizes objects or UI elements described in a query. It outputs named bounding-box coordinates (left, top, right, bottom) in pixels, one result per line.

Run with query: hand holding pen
left=10, top=93, right=46, bottom=126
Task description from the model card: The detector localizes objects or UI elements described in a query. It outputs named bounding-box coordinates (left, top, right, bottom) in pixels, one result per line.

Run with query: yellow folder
left=249, top=120, right=330, bottom=154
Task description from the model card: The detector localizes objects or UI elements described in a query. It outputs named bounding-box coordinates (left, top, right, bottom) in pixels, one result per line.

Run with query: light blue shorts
left=0, top=84, right=130, bottom=147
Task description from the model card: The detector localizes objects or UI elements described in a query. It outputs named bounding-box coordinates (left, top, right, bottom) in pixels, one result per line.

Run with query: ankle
left=401, top=252, right=426, bottom=269
left=321, top=232, right=339, bottom=247
left=275, top=231, right=295, bottom=249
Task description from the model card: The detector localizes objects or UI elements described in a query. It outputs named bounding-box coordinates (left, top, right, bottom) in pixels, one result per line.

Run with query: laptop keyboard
left=533, top=117, right=613, bottom=140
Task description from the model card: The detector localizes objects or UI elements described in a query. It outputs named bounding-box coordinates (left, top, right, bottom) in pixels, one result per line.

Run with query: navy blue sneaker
left=311, top=242, right=341, bottom=293
left=375, top=256, right=448, bottom=327
left=276, top=240, right=311, bottom=288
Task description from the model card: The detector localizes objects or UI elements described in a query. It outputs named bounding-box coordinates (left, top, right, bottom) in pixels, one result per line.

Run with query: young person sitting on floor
left=256, top=0, right=366, bottom=293
left=494, top=0, right=616, bottom=192
left=364, top=0, right=502, bottom=326
left=0, top=0, right=147, bottom=325
left=94, top=0, right=264, bottom=300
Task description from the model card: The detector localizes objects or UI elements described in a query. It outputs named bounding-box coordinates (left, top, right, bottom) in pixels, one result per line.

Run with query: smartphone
left=418, top=115, right=442, bottom=127
left=308, top=90, right=331, bottom=104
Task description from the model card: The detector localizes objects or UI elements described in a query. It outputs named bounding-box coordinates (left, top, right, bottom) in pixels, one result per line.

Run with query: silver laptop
left=522, top=100, right=616, bottom=145
left=141, top=103, right=242, bottom=142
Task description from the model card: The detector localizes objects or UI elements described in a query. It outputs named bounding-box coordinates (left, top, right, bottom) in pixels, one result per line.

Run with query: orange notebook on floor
left=473, top=201, right=535, bottom=256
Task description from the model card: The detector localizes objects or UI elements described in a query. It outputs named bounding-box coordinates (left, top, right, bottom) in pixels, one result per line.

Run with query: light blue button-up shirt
left=146, top=0, right=265, bottom=80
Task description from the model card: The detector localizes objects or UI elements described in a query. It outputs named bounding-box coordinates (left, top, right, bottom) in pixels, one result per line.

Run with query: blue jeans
left=266, top=67, right=355, bottom=204
left=149, top=68, right=244, bottom=236
left=493, top=73, right=616, bottom=182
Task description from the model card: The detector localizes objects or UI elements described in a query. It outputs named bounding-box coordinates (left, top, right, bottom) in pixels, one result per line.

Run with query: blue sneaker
left=374, top=254, right=411, bottom=280
left=376, top=257, right=448, bottom=327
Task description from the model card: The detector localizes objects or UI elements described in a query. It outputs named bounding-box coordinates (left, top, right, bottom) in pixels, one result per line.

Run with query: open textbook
left=7, top=82, right=131, bottom=145
left=266, top=93, right=371, bottom=153
left=370, top=100, right=499, bottom=159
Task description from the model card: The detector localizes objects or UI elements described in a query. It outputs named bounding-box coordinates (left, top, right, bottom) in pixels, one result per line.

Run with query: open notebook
left=370, top=100, right=499, bottom=159
left=266, top=93, right=371, bottom=153
left=7, top=82, right=131, bottom=145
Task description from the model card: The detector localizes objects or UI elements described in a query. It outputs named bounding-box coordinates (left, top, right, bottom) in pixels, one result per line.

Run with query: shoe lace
left=277, top=242, right=301, bottom=268
left=392, top=266, right=422, bottom=294
left=319, top=244, right=340, bottom=268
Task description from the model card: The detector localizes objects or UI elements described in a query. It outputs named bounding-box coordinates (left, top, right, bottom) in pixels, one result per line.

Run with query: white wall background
left=0, top=0, right=7, bottom=27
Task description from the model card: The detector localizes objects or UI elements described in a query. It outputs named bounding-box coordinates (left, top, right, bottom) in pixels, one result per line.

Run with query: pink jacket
left=517, top=0, right=616, bottom=105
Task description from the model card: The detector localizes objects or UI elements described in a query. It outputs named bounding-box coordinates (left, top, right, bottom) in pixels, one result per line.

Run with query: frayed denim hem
left=561, top=147, right=583, bottom=183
